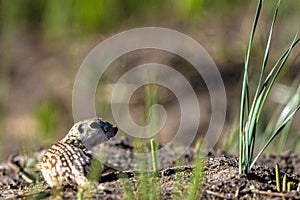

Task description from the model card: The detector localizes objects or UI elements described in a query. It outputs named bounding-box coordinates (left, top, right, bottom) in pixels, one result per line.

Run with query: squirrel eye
left=90, top=122, right=100, bottom=129
left=100, top=121, right=111, bottom=132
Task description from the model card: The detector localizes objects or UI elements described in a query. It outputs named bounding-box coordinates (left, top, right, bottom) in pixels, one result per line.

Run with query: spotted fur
left=40, top=118, right=118, bottom=187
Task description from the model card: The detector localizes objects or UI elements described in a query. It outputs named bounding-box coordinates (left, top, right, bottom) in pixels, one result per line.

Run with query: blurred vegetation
left=0, top=0, right=299, bottom=159
left=1, top=0, right=279, bottom=38
left=33, top=100, right=60, bottom=140
left=1, top=0, right=209, bottom=38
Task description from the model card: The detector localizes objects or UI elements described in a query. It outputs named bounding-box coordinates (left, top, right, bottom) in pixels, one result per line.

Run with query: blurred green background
left=0, top=0, right=299, bottom=160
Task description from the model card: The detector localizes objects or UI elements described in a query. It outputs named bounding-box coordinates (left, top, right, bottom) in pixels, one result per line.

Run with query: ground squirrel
left=40, top=118, right=118, bottom=187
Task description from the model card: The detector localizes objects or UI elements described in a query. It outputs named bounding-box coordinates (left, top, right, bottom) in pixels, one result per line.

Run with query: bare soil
left=0, top=137, right=300, bottom=199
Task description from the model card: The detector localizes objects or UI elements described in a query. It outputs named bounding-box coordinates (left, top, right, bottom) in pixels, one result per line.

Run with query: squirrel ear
left=78, top=124, right=84, bottom=134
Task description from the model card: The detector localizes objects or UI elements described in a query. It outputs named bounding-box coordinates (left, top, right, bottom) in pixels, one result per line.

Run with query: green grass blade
left=240, top=0, right=263, bottom=126
left=257, top=29, right=300, bottom=119
left=276, top=83, right=300, bottom=151
left=244, top=0, right=263, bottom=72
left=247, top=89, right=265, bottom=143
left=263, top=38, right=300, bottom=88
left=263, top=79, right=300, bottom=152
left=244, top=84, right=267, bottom=172
left=245, top=1, right=280, bottom=169
left=150, top=139, right=158, bottom=174
left=239, top=78, right=248, bottom=173
left=275, top=164, right=281, bottom=192
left=250, top=71, right=299, bottom=168
left=250, top=105, right=300, bottom=168
left=252, top=0, right=280, bottom=108
left=239, top=0, right=300, bottom=174
left=259, top=0, right=280, bottom=79
left=248, top=35, right=299, bottom=167
left=239, top=0, right=263, bottom=174
left=240, top=0, right=263, bottom=134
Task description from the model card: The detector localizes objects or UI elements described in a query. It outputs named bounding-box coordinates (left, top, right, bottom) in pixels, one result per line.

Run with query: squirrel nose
left=113, top=127, right=118, bottom=134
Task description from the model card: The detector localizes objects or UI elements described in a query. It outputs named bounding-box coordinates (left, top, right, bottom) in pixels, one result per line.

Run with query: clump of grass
left=126, top=72, right=161, bottom=199
left=186, top=140, right=205, bottom=200
left=239, top=0, right=300, bottom=174
left=131, top=138, right=160, bottom=199
left=119, top=70, right=206, bottom=199
left=172, top=156, right=187, bottom=199
left=119, top=173, right=135, bottom=200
